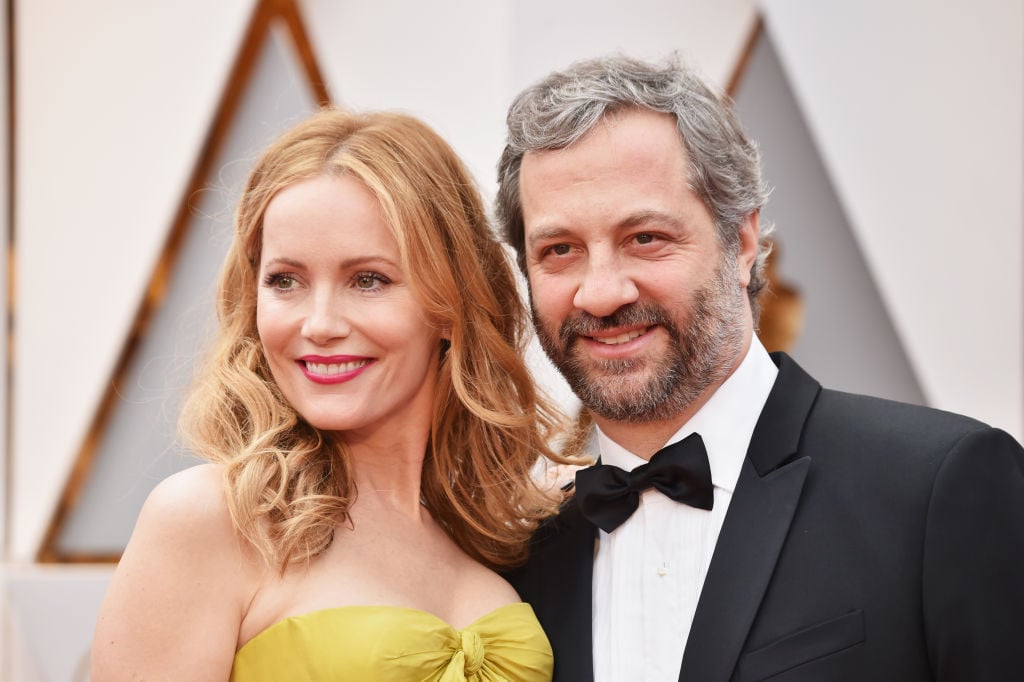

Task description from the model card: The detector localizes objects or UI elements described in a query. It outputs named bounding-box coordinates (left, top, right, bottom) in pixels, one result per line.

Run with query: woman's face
left=256, top=174, right=442, bottom=442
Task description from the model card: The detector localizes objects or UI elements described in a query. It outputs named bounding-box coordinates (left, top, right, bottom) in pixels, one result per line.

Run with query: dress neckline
left=237, top=601, right=532, bottom=654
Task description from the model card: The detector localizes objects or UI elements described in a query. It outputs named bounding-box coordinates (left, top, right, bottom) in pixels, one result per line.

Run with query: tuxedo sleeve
left=922, top=426, right=1024, bottom=681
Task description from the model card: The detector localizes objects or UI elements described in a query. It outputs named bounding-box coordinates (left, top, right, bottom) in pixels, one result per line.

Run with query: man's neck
left=593, top=396, right=708, bottom=460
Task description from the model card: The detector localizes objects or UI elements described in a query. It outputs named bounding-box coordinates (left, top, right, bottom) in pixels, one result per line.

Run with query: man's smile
left=589, top=328, right=649, bottom=345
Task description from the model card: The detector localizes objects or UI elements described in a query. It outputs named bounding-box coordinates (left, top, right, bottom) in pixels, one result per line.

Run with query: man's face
left=519, top=108, right=756, bottom=425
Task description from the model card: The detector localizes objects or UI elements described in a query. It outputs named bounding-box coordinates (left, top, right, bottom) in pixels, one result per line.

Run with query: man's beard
left=532, top=257, right=747, bottom=423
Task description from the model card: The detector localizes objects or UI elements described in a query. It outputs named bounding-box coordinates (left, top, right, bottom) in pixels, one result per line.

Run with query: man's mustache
left=557, top=302, right=676, bottom=347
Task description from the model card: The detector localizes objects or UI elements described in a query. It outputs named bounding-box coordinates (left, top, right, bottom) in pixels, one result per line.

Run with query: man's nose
left=572, top=254, right=640, bottom=318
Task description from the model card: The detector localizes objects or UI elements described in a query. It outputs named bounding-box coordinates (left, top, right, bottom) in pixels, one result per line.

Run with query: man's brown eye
left=636, top=233, right=654, bottom=244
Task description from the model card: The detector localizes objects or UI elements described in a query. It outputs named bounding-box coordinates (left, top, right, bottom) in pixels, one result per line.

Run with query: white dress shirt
left=591, top=338, right=778, bottom=682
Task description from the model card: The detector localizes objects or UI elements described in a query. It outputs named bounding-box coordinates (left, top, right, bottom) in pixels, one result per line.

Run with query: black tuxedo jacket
left=507, top=353, right=1024, bottom=681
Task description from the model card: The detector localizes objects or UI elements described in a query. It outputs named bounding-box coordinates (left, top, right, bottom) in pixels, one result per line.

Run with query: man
left=497, top=54, right=1024, bottom=682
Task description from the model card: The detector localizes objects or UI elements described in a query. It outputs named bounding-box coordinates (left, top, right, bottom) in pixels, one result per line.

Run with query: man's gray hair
left=495, top=53, right=773, bottom=322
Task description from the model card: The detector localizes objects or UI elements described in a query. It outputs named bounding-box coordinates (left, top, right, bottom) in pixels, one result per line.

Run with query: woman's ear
left=439, top=327, right=452, bottom=359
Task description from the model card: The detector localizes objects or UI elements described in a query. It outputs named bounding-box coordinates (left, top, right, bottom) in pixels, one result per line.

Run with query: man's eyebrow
left=619, top=210, right=685, bottom=230
left=526, top=225, right=573, bottom=248
left=527, top=211, right=683, bottom=242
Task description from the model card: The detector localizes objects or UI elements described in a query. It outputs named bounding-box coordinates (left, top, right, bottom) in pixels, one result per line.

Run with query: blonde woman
left=92, top=109, right=573, bottom=681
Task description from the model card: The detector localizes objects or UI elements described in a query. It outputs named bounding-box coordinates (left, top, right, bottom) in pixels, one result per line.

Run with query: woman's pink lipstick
left=297, top=355, right=374, bottom=384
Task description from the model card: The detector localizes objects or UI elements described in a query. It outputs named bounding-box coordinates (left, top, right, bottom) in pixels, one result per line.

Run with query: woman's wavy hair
left=180, top=108, right=573, bottom=572
left=496, top=53, right=774, bottom=322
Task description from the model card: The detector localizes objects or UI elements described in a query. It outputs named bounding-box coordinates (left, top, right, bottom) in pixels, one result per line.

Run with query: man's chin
left=570, top=374, right=660, bottom=407
left=578, top=393, right=678, bottom=424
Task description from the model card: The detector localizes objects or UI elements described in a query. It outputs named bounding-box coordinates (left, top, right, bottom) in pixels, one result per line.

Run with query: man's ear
left=736, top=211, right=760, bottom=289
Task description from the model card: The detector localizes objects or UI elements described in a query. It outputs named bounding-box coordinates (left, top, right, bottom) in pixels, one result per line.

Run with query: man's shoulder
left=772, top=352, right=992, bottom=449
left=812, top=387, right=989, bottom=442
left=793, top=387, right=1024, bottom=490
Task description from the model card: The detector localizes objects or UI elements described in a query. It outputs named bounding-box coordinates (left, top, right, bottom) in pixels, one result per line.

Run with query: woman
left=92, top=109, right=573, bottom=680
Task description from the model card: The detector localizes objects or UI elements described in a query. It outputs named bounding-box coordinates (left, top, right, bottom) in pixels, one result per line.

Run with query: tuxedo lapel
left=678, top=353, right=820, bottom=681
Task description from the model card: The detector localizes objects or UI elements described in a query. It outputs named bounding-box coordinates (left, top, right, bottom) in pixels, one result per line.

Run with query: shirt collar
left=597, top=337, right=778, bottom=494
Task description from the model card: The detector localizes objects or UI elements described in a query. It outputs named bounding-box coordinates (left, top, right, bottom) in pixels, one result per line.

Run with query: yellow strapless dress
left=230, top=602, right=553, bottom=681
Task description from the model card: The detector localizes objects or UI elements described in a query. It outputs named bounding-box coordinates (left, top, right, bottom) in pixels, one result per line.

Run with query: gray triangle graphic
left=733, top=28, right=925, bottom=405
left=57, top=27, right=320, bottom=555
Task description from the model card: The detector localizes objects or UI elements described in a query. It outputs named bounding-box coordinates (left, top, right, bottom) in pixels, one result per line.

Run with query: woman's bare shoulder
left=91, top=463, right=262, bottom=682
left=139, top=464, right=234, bottom=536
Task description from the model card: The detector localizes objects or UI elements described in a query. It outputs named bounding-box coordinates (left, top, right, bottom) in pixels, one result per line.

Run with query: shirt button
left=657, top=566, right=669, bottom=577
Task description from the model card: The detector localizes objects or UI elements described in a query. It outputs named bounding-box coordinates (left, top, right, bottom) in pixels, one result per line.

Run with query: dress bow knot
left=460, top=629, right=485, bottom=676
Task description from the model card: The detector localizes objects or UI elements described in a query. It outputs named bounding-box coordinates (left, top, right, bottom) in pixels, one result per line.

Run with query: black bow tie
left=574, top=433, right=714, bottom=532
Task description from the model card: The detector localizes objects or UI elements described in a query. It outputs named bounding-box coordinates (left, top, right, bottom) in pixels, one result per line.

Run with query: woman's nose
left=300, top=291, right=351, bottom=344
